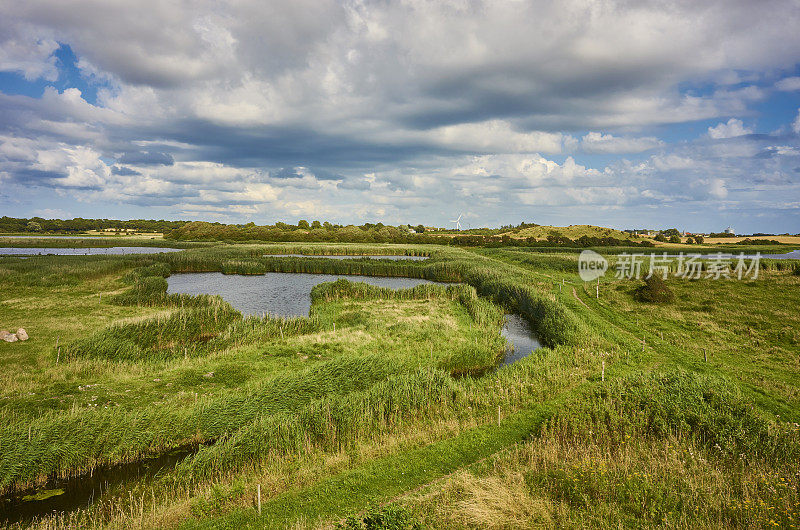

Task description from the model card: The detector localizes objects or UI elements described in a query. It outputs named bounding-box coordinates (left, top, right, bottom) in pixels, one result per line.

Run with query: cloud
left=580, top=132, right=663, bottom=154
left=707, top=118, right=753, bottom=139
left=111, top=165, right=140, bottom=176
left=794, top=109, right=800, bottom=135
left=0, top=28, right=59, bottom=81
left=117, top=151, right=174, bottom=166
left=776, top=76, right=800, bottom=91
left=0, top=0, right=799, bottom=230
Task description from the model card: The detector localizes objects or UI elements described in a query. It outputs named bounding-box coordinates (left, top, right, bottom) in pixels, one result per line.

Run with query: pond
left=265, top=254, right=428, bottom=260
left=500, top=314, right=541, bottom=365
left=167, top=272, right=445, bottom=317
left=0, top=247, right=183, bottom=256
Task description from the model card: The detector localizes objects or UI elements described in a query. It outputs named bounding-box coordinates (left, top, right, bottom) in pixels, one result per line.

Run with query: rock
left=1, top=331, right=18, bottom=343
left=16, top=328, right=28, bottom=341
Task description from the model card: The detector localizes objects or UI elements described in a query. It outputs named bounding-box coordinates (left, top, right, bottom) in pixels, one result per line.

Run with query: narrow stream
left=0, top=446, right=199, bottom=525
left=500, top=314, right=542, bottom=365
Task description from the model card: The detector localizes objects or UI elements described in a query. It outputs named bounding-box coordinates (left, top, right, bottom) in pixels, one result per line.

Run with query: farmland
left=0, top=242, right=798, bottom=528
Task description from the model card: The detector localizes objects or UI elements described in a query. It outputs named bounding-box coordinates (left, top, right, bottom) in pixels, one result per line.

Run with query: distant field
left=646, top=235, right=800, bottom=248
left=502, top=224, right=640, bottom=240
left=700, top=235, right=800, bottom=244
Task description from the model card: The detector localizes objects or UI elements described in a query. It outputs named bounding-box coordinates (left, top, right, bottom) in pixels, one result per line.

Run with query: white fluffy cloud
left=707, top=118, right=753, bottom=139
left=0, top=27, right=59, bottom=81
left=776, top=76, right=800, bottom=91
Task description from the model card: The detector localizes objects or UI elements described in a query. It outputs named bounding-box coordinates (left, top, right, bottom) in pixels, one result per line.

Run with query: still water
left=500, top=314, right=541, bottom=365
left=0, top=247, right=182, bottom=256
left=265, top=254, right=428, bottom=260
left=167, top=272, right=444, bottom=317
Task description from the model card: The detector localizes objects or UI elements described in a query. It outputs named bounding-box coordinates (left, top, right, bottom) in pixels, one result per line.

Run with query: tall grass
left=58, top=299, right=240, bottom=362
left=545, top=371, right=799, bottom=463
left=0, top=354, right=412, bottom=494
left=176, top=368, right=462, bottom=480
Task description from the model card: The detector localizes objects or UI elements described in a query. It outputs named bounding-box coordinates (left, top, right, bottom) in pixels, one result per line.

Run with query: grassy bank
left=1, top=242, right=798, bottom=529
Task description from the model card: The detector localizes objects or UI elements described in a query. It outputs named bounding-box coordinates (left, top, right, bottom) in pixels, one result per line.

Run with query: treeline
left=0, top=216, right=187, bottom=234
left=167, top=221, right=653, bottom=247
left=165, top=221, right=442, bottom=243
left=449, top=234, right=655, bottom=248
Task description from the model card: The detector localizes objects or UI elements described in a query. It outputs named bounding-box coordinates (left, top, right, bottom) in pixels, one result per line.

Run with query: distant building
left=724, top=226, right=735, bottom=235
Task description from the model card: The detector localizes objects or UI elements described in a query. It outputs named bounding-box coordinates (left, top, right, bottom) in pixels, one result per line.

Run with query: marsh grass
left=407, top=371, right=800, bottom=529
left=3, top=242, right=799, bottom=529
left=58, top=300, right=240, bottom=362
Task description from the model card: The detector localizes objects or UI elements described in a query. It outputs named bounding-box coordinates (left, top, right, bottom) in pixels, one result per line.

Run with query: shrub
left=338, top=504, right=422, bottom=530
left=634, top=276, right=675, bottom=304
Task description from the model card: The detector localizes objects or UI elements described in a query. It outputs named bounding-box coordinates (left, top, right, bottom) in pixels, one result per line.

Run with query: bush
left=634, top=276, right=675, bottom=304
left=338, top=504, right=422, bottom=530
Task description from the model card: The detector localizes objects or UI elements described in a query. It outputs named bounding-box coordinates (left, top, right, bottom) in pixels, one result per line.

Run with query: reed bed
left=545, top=371, right=800, bottom=463
left=0, top=354, right=411, bottom=494
left=107, top=245, right=585, bottom=349
left=58, top=300, right=240, bottom=362
left=176, top=368, right=462, bottom=479
left=152, top=246, right=589, bottom=347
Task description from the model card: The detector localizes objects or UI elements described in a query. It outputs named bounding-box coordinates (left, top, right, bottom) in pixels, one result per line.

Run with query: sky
left=1, top=1, right=800, bottom=233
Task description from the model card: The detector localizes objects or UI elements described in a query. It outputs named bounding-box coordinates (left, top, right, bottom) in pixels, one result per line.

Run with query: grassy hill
left=502, top=224, right=641, bottom=241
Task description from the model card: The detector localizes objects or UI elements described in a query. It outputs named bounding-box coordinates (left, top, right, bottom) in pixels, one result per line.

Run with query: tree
left=635, top=275, right=675, bottom=304
left=694, top=234, right=704, bottom=244
left=297, top=220, right=310, bottom=229
left=654, top=233, right=667, bottom=242
left=311, top=220, right=321, bottom=229
left=685, top=236, right=695, bottom=244
left=26, top=221, right=42, bottom=232
left=415, top=224, right=425, bottom=233
left=668, top=235, right=681, bottom=244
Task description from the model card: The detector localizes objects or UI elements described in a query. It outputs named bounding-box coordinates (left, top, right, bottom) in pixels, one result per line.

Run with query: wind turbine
left=451, top=214, right=463, bottom=231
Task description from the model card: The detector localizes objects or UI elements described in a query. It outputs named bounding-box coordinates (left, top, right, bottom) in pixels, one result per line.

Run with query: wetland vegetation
left=0, top=240, right=798, bottom=528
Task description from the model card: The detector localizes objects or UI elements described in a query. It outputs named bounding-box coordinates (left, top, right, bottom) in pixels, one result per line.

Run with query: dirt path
left=572, top=286, right=589, bottom=308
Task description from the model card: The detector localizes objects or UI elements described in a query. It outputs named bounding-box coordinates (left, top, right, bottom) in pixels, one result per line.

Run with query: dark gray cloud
left=111, top=165, right=140, bottom=176
left=117, top=151, right=174, bottom=166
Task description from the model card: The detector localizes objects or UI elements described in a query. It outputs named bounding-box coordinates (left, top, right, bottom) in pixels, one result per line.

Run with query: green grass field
left=499, top=224, right=641, bottom=241
left=0, top=243, right=798, bottom=529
